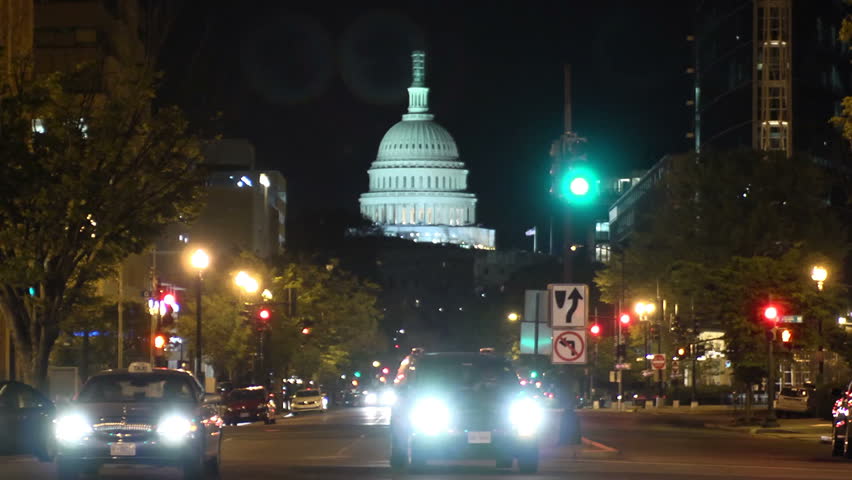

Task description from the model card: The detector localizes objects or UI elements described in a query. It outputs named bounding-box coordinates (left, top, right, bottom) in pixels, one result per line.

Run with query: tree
left=0, top=65, right=205, bottom=388
left=595, top=150, right=849, bottom=395
left=268, top=257, right=383, bottom=381
left=833, top=13, right=852, bottom=143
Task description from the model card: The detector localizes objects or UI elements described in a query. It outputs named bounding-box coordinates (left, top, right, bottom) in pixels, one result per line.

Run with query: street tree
left=0, top=65, right=205, bottom=388
left=268, top=257, right=382, bottom=381
left=595, top=150, right=849, bottom=393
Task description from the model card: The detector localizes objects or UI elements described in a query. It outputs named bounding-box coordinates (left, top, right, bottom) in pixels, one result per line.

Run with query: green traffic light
left=354, top=371, right=362, bottom=378
left=530, top=371, right=538, bottom=379
left=559, top=165, right=598, bottom=205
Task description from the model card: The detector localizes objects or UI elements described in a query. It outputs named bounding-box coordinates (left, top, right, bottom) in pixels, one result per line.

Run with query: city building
left=691, top=0, right=850, bottom=164
left=358, top=51, right=495, bottom=250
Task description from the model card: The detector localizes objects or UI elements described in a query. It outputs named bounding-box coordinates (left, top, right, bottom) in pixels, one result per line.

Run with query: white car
left=776, top=386, right=815, bottom=417
left=290, top=389, right=327, bottom=413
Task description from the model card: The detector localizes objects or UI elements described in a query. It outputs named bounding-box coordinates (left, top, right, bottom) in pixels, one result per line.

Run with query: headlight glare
left=509, top=398, right=543, bottom=437
left=410, top=397, right=450, bottom=435
left=55, top=414, right=92, bottom=443
left=157, top=415, right=194, bottom=442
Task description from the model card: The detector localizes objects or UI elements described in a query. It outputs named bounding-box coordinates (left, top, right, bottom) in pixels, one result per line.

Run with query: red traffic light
left=381, top=367, right=390, bottom=375
left=780, top=329, right=792, bottom=343
left=763, top=306, right=779, bottom=322
left=590, top=324, right=601, bottom=336
left=619, top=313, right=631, bottom=325
left=301, top=327, right=311, bottom=335
left=258, top=309, right=271, bottom=320
left=153, top=334, right=167, bottom=350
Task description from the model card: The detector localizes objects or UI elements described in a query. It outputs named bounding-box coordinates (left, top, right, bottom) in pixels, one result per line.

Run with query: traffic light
left=558, top=165, right=599, bottom=205
left=616, top=344, right=626, bottom=358
left=763, top=305, right=779, bottom=322
left=354, top=371, right=362, bottom=378
left=381, top=367, right=390, bottom=375
left=530, top=370, right=539, bottom=379
left=590, top=324, right=601, bottom=336
left=153, top=333, right=167, bottom=356
left=258, top=308, right=271, bottom=321
left=619, top=313, right=631, bottom=325
left=780, top=329, right=792, bottom=343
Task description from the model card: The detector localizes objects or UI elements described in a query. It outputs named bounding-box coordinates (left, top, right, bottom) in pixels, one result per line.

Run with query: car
left=290, top=389, right=327, bottom=414
left=54, top=362, right=223, bottom=480
left=223, top=386, right=277, bottom=425
left=776, top=385, right=815, bottom=417
left=364, top=388, right=398, bottom=407
left=0, top=381, right=56, bottom=461
left=389, top=349, right=542, bottom=473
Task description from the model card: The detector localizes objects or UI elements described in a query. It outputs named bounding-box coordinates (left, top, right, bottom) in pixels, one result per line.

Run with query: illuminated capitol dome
left=359, top=51, right=495, bottom=249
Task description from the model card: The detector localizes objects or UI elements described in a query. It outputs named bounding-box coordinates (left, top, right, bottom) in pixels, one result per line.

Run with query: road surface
left=2, top=407, right=849, bottom=479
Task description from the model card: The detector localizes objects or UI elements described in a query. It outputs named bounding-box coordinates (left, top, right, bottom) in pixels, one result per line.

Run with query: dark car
left=224, top=386, right=277, bottom=425
left=54, top=362, right=223, bottom=480
left=389, top=349, right=542, bottom=473
left=0, top=381, right=56, bottom=461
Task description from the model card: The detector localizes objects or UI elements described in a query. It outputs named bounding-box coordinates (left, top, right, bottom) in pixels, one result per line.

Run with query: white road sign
left=548, top=284, right=588, bottom=328
left=551, top=329, right=587, bottom=365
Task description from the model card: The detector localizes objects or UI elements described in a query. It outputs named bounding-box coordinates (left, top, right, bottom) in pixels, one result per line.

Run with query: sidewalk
left=581, top=404, right=832, bottom=442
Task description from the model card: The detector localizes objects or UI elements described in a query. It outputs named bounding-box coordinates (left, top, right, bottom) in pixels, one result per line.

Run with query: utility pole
left=117, top=264, right=124, bottom=369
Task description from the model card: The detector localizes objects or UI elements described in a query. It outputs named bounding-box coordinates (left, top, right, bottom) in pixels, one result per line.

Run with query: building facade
left=692, top=0, right=850, bottom=164
left=359, top=51, right=495, bottom=249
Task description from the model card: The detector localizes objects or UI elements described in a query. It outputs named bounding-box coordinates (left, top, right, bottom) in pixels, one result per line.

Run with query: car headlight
left=509, top=397, right=544, bottom=437
left=365, top=392, right=378, bottom=405
left=410, top=397, right=450, bottom=435
left=55, top=414, right=93, bottom=443
left=157, top=415, right=194, bottom=443
left=381, top=390, right=397, bottom=406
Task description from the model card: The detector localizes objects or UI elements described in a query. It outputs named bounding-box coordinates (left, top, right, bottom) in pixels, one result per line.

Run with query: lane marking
left=572, top=458, right=851, bottom=473
left=581, top=436, right=618, bottom=452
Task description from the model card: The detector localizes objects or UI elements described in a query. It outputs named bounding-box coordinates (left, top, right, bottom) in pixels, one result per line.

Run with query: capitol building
left=359, top=51, right=495, bottom=249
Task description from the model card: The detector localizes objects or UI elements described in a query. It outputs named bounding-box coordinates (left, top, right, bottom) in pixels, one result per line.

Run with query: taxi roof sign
left=128, top=362, right=153, bottom=373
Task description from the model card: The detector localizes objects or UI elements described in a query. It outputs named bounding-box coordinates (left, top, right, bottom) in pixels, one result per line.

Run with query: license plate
left=240, top=412, right=250, bottom=418
left=110, top=442, right=136, bottom=456
left=467, top=431, right=491, bottom=444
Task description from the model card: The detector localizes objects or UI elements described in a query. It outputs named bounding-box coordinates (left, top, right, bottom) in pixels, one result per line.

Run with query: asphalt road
left=3, top=407, right=852, bottom=479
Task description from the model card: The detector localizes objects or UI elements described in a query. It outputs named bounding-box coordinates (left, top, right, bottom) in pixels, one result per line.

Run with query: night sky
left=158, top=1, right=694, bottom=250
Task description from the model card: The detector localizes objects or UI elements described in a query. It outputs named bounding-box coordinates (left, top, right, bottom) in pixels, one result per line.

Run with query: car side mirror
left=203, top=393, right=222, bottom=404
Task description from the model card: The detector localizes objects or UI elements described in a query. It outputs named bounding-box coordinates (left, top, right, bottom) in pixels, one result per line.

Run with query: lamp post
left=190, top=248, right=210, bottom=387
left=811, top=265, right=828, bottom=384
left=634, top=302, right=655, bottom=370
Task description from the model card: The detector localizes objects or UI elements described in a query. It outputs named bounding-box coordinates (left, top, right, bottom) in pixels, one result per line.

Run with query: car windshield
left=77, top=374, right=196, bottom=403
left=229, top=389, right=265, bottom=401
left=295, top=390, right=320, bottom=398
left=415, top=356, right=517, bottom=391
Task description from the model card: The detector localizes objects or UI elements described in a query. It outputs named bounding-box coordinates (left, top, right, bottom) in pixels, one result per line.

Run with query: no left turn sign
left=552, top=329, right=587, bottom=364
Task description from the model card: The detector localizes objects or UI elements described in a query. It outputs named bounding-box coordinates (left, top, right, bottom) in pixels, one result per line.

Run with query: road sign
left=523, top=290, right=548, bottom=324
left=548, top=284, right=588, bottom=328
left=651, top=354, right=666, bottom=370
left=519, top=322, right=552, bottom=355
left=552, top=329, right=587, bottom=364
left=671, top=359, right=680, bottom=375
left=780, top=315, right=803, bottom=324
left=615, top=363, right=632, bottom=370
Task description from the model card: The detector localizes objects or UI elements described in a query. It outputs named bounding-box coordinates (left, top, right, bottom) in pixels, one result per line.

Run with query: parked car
left=776, top=385, right=815, bottom=417
left=0, top=381, right=56, bottom=461
left=223, top=386, right=277, bottom=425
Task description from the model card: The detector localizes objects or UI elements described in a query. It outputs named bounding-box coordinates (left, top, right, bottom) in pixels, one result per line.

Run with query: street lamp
left=811, top=265, right=828, bottom=384
left=234, top=271, right=259, bottom=294
left=507, top=312, right=520, bottom=322
left=189, top=248, right=210, bottom=387
left=811, top=265, right=827, bottom=291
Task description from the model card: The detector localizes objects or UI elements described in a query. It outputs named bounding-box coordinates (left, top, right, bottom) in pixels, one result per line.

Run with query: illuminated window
left=595, top=244, right=611, bottom=263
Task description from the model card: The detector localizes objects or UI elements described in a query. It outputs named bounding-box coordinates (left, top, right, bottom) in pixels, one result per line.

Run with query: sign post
left=651, top=354, right=666, bottom=370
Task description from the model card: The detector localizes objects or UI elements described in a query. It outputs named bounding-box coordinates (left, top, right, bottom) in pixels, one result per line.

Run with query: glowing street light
left=811, top=265, right=827, bottom=291
left=634, top=301, right=655, bottom=318
left=372, top=360, right=381, bottom=368
left=188, top=248, right=210, bottom=384
left=261, top=289, right=273, bottom=301
left=507, top=312, right=520, bottom=322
